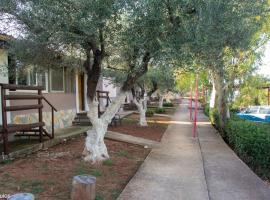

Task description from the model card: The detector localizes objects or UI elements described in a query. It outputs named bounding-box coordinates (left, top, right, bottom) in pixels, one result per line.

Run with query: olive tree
left=1, top=0, right=185, bottom=162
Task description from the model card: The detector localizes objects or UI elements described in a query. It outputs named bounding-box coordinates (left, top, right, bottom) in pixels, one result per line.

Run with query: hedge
left=155, top=107, right=166, bottom=114
left=225, top=118, right=270, bottom=179
left=163, top=102, right=174, bottom=107
left=204, top=103, right=270, bottom=178
left=146, top=109, right=154, bottom=117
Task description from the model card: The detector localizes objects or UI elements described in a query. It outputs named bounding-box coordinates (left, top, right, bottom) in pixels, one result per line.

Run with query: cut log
left=7, top=193, right=35, bottom=200
left=71, top=175, right=96, bottom=200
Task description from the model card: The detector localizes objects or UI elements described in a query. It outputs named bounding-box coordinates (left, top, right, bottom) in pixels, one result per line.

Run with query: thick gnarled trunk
left=83, top=49, right=150, bottom=163
left=83, top=92, right=127, bottom=163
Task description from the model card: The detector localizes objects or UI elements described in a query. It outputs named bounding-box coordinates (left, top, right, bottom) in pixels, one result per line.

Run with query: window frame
left=49, top=67, right=65, bottom=93
left=15, top=68, right=49, bottom=93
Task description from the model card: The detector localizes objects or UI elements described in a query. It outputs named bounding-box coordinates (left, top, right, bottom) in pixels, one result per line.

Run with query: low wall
left=12, top=109, right=76, bottom=131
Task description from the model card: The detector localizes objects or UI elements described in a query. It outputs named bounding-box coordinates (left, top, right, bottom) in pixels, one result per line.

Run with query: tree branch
left=121, top=52, right=151, bottom=92
left=147, top=80, right=158, bottom=97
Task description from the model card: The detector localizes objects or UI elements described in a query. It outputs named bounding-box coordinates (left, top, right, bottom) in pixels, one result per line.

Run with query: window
left=50, top=67, right=64, bottom=92
left=259, top=107, right=270, bottom=114
left=16, top=66, right=48, bottom=91
left=245, top=107, right=259, bottom=114
left=65, top=69, right=76, bottom=93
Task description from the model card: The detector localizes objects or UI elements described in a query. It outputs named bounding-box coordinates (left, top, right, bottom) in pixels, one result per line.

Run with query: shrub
left=225, top=118, right=270, bottom=179
left=204, top=104, right=210, bottom=117
left=209, top=108, right=219, bottom=127
left=155, top=107, right=166, bottom=114
left=163, top=102, right=174, bottom=107
left=146, top=109, right=154, bottom=117
left=103, top=159, right=114, bottom=166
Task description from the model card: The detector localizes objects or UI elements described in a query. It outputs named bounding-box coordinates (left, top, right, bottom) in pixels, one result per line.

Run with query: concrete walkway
left=118, top=100, right=270, bottom=200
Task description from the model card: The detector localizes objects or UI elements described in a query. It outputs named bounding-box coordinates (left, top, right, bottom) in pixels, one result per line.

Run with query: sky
left=258, top=41, right=270, bottom=78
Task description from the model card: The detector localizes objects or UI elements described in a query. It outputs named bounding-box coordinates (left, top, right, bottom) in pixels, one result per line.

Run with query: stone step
left=72, top=121, right=92, bottom=126
left=72, top=112, right=91, bottom=126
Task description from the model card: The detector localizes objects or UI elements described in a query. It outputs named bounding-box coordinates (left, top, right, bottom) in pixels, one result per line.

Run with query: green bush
left=225, top=119, right=270, bottom=179
left=146, top=109, right=154, bottom=117
left=207, top=107, right=220, bottom=128
left=155, top=107, right=166, bottom=114
left=163, top=102, right=174, bottom=107
left=204, top=104, right=210, bottom=117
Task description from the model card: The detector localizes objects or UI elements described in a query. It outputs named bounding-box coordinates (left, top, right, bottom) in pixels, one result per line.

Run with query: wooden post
left=97, top=92, right=101, bottom=118
left=8, top=193, right=35, bottom=200
left=71, top=175, right=96, bottom=200
left=38, top=89, right=43, bottom=143
left=51, top=107, right=54, bottom=139
left=1, top=87, right=8, bottom=154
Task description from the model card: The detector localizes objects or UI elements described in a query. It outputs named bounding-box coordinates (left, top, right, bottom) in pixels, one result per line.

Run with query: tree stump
left=71, top=175, right=96, bottom=200
left=8, top=193, right=34, bottom=200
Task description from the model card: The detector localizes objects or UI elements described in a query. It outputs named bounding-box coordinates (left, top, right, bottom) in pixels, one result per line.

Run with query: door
left=78, top=73, right=85, bottom=111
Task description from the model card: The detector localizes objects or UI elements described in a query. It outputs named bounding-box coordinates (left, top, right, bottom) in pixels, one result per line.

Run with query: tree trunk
left=133, top=97, right=148, bottom=127
left=83, top=92, right=127, bottom=163
left=209, top=76, right=216, bottom=109
left=213, top=72, right=228, bottom=131
left=158, top=95, right=164, bottom=108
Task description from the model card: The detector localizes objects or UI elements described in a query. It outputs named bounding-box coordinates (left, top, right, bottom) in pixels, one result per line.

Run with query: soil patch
left=0, top=136, right=150, bottom=200
left=109, top=113, right=171, bottom=142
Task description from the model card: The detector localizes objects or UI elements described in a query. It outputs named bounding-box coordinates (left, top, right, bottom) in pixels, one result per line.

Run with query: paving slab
left=118, top=99, right=270, bottom=200
left=117, top=102, right=209, bottom=200
left=197, top=111, right=270, bottom=200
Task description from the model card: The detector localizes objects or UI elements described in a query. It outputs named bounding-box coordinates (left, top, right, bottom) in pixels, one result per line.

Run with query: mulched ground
left=109, top=113, right=171, bottom=142
left=0, top=136, right=150, bottom=200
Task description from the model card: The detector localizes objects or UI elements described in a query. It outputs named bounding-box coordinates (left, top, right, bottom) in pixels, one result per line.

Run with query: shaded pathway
left=118, top=100, right=270, bottom=200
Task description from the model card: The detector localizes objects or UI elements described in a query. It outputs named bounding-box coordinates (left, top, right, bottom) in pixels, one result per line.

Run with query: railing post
left=189, top=87, right=193, bottom=121
left=38, top=89, right=43, bottom=143
left=97, top=92, right=101, bottom=118
left=1, top=87, right=8, bottom=154
left=51, top=107, right=54, bottom=139
left=193, top=75, right=199, bottom=138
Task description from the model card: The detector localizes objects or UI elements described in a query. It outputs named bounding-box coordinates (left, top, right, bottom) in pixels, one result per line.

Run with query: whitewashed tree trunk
left=133, top=96, right=148, bottom=127
left=158, top=95, right=164, bottom=108
left=210, top=74, right=216, bottom=109
left=83, top=91, right=127, bottom=163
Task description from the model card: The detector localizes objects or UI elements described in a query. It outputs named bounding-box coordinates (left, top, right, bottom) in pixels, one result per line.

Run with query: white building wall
left=103, top=78, right=117, bottom=98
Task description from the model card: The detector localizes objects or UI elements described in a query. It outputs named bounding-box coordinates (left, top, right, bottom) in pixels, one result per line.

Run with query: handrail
left=0, top=83, right=44, bottom=90
left=0, top=84, right=57, bottom=154
left=42, top=96, right=57, bottom=139
left=42, top=96, right=57, bottom=111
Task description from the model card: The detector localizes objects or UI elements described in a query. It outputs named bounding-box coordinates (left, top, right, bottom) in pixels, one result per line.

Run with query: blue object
left=8, top=193, right=34, bottom=200
left=237, top=106, right=270, bottom=123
